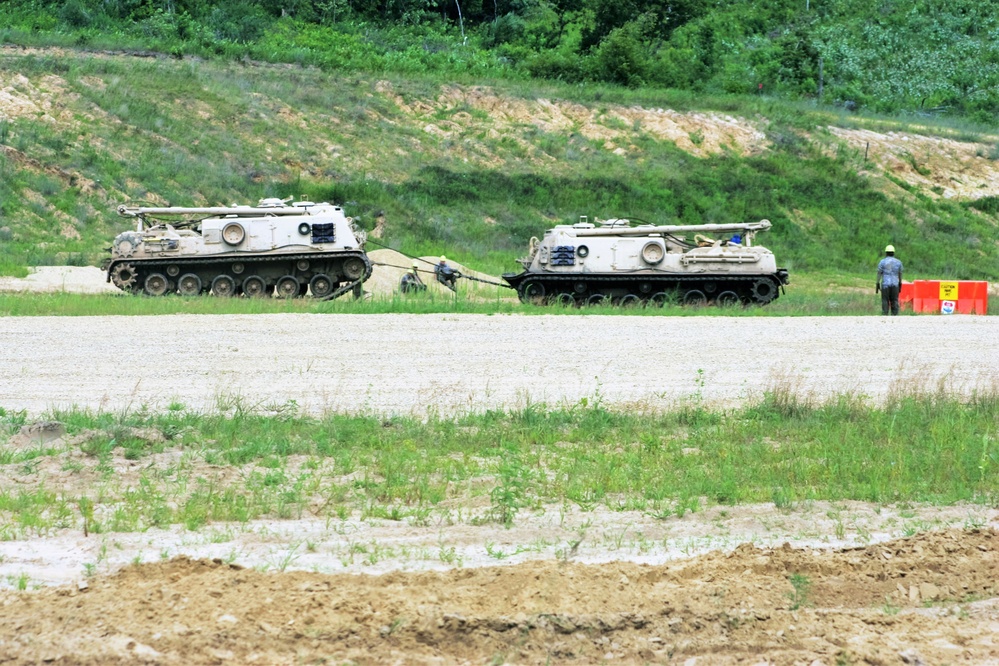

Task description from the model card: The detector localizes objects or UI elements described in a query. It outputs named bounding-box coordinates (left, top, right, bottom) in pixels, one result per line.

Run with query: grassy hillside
left=3, top=0, right=999, bottom=122
left=1, top=48, right=998, bottom=281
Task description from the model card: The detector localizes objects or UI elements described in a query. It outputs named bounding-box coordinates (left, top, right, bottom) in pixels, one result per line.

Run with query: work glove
left=875, top=283, right=880, bottom=294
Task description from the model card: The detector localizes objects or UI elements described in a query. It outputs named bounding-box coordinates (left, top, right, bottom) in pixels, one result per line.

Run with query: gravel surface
left=1, top=314, right=997, bottom=415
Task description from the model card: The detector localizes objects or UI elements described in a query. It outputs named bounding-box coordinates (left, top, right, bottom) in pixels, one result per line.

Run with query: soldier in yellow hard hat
left=876, top=244, right=903, bottom=316
left=435, top=255, right=458, bottom=292
left=400, top=261, right=426, bottom=293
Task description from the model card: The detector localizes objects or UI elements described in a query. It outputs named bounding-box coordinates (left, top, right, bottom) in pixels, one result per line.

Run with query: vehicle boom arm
left=572, top=219, right=771, bottom=237
left=117, top=205, right=316, bottom=217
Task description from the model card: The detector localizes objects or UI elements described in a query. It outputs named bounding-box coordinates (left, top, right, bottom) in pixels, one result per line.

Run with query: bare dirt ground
left=1, top=312, right=999, bottom=662
left=0, top=529, right=997, bottom=664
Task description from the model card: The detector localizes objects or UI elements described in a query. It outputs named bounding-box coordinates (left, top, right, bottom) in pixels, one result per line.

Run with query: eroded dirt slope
left=3, top=47, right=999, bottom=205
left=1, top=529, right=996, bottom=665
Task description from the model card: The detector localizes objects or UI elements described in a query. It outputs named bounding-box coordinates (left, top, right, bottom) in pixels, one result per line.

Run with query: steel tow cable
left=364, top=239, right=515, bottom=289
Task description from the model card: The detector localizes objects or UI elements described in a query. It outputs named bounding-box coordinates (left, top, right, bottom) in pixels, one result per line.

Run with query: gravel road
left=1, top=314, right=996, bottom=415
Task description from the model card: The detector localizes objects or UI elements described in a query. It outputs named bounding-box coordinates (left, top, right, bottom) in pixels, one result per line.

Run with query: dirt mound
left=364, top=248, right=511, bottom=299
left=2, top=529, right=995, bottom=665
left=0, top=266, right=119, bottom=294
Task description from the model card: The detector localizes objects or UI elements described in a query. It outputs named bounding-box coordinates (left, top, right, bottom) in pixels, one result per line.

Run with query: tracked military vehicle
left=503, top=217, right=789, bottom=306
left=104, top=199, right=371, bottom=299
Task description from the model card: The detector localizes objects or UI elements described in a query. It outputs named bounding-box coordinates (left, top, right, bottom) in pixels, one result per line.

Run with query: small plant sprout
left=787, top=573, right=812, bottom=610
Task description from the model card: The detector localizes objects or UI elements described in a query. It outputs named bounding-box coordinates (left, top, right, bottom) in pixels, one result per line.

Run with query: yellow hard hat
left=439, top=255, right=447, bottom=262
left=885, top=244, right=895, bottom=253
left=412, top=262, right=419, bottom=269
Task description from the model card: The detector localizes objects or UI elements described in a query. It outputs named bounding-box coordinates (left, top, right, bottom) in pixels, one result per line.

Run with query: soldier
left=876, top=244, right=903, bottom=316
left=400, top=262, right=426, bottom=293
left=435, top=255, right=459, bottom=292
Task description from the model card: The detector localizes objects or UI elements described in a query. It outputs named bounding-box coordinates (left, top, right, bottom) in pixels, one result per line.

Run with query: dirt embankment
left=5, top=50, right=999, bottom=203
left=1, top=529, right=996, bottom=665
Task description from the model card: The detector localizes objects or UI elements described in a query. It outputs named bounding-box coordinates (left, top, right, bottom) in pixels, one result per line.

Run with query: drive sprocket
left=111, top=262, right=139, bottom=291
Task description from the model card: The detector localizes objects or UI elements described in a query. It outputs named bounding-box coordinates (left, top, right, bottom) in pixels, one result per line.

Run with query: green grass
left=0, top=277, right=900, bottom=317
left=1, top=49, right=997, bottom=283
left=1, top=384, right=997, bottom=537
left=0, top=267, right=971, bottom=317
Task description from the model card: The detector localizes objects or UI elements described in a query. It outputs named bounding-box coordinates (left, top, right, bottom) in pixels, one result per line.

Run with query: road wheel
left=211, top=275, right=237, bottom=297
left=221, top=222, right=245, bottom=245
left=177, top=273, right=202, bottom=296
left=619, top=294, right=642, bottom=307
left=649, top=292, right=669, bottom=307
left=519, top=280, right=545, bottom=304
left=309, top=274, right=335, bottom=299
left=343, top=257, right=366, bottom=280
left=641, top=242, right=664, bottom=265
left=275, top=275, right=300, bottom=299
left=144, top=273, right=169, bottom=296
left=552, top=293, right=576, bottom=307
left=716, top=290, right=741, bottom=307
left=242, top=275, right=268, bottom=298
left=586, top=293, right=606, bottom=306
left=683, top=289, right=707, bottom=306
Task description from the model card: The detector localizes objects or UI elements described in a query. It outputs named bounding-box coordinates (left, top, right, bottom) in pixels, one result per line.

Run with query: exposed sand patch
left=828, top=126, right=999, bottom=199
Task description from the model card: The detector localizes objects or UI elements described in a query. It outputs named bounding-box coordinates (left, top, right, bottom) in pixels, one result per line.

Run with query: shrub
left=589, top=22, right=650, bottom=88
left=207, top=1, right=269, bottom=43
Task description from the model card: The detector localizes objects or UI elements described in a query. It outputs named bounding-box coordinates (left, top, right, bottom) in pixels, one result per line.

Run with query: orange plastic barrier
left=909, top=280, right=988, bottom=315
left=900, top=281, right=914, bottom=307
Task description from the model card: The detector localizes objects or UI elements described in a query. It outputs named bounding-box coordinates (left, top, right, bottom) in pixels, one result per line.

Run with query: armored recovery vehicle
left=104, top=199, right=371, bottom=299
left=503, top=217, right=789, bottom=306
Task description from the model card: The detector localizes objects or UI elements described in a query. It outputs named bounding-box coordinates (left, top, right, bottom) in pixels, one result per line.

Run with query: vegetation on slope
left=1, top=49, right=997, bottom=282
left=3, top=0, right=999, bottom=123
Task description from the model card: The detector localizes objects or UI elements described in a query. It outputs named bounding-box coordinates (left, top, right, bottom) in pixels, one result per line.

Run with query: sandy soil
left=2, top=304, right=998, bottom=664
left=0, top=266, right=119, bottom=294
left=0, top=312, right=997, bottom=416
left=0, top=529, right=997, bottom=664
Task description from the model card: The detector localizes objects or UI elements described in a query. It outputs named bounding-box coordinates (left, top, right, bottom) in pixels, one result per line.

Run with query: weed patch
left=1, top=386, right=997, bottom=536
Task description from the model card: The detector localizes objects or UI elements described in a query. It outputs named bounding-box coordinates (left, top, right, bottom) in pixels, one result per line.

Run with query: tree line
left=4, top=0, right=999, bottom=122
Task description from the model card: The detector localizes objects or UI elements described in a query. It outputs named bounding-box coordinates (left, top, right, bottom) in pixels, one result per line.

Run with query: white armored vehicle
left=104, top=198, right=371, bottom=299
left=503, top=217, right=789, bottom=306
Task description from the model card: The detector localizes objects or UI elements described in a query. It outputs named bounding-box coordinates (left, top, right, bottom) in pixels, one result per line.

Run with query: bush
left=58, top=0, right=96, bottom=29
left=523, top=49, right=586, bottom=83
left=589, top=22, right=650, bottom=87
left=207, top=1, right=269, bottom=43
